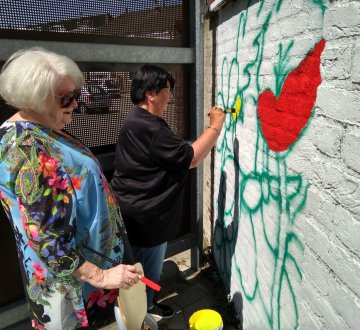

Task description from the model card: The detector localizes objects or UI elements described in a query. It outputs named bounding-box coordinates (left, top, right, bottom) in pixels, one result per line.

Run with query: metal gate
left=0, top=1, right=204, bottom=327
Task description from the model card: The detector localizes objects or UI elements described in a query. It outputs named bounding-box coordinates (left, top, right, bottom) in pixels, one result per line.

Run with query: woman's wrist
left=205, top=125, right=221, bottom=136
left=73, top=261, right=106, bottom=288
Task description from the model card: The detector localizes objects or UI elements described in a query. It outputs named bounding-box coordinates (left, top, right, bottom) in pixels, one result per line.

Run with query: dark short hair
left=130, top=64, right=175, bottom=104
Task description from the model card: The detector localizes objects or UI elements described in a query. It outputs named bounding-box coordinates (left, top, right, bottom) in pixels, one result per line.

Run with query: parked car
left=76, top=84, right=111, bottom=114
left=88, top=79, right=122, bottom=99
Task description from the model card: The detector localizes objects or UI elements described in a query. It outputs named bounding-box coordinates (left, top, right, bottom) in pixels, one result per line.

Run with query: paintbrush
left=208, top=108, right=235, bottom=116
left=83, top=245, right=161, bottom=292
left=223, top=108, right=236, bottom=113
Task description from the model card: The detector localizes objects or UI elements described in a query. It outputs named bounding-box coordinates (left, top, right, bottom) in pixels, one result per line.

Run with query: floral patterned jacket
left=0, top=121, right=124, bottom=329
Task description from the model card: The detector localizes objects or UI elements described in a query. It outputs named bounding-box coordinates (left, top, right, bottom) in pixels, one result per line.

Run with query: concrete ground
left=103, top=250, right=239, bottom=330
left=5, top=250, right=239, bottom=330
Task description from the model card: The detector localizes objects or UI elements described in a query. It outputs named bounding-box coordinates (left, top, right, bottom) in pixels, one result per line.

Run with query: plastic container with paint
left=189, top=309, right=223, bottom=330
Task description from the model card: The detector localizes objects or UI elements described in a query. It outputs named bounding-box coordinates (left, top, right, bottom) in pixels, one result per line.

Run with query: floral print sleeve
left=4, top=124, right=84, bottom=275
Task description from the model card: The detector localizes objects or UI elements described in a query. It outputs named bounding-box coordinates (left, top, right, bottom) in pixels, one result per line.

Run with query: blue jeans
left=131, top=242, right=167, bottom=309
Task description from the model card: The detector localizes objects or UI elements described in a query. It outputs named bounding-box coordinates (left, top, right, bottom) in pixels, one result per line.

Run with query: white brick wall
left=204, top=0, right=360, bottom=329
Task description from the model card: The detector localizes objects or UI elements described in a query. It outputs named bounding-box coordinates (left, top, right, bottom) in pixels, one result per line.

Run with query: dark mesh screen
left=0, top=66, right=189, bottom=148
left=66, top=67, right=189, bottom=147
left=0, top=0, right=192, bottom=310
left=0, top=0, right=189, bottom=46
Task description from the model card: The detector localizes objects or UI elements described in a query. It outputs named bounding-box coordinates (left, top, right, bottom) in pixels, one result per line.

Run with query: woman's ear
left=145, top=90, right=155, bottom=101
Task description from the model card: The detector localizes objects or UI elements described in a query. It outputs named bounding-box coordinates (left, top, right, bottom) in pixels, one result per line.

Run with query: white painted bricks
left=204, top=0, right=360, bottom=329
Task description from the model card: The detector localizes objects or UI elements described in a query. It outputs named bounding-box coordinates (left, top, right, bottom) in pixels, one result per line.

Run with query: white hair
left=0, top=47, right=84, bottom=112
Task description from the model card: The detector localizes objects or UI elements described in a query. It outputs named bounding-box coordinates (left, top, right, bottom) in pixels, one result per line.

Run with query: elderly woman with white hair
left=0, top=47, right=142, bottom=329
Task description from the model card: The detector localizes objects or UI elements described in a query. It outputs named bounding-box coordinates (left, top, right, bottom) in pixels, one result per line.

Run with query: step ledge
left=0, top=300, right=28, bottom=329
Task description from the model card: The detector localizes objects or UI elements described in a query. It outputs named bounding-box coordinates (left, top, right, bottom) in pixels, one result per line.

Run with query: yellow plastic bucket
left=189, top=309, right=223, bottom=330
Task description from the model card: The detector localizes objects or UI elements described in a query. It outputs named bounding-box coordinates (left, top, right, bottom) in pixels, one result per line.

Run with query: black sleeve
left=149, top=128, right=194, bottom=171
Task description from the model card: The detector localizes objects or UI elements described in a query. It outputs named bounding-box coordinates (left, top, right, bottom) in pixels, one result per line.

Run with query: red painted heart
left=257, top=39, right=326, bottom=152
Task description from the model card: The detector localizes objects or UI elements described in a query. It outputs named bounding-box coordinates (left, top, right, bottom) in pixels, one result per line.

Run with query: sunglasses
left=55, top=90, right=81, bottom=108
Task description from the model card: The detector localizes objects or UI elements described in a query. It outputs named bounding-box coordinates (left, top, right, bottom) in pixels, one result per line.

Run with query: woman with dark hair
left=0, top=47, right=142, bottom=329
left=111, top=64, right=225, bottom=321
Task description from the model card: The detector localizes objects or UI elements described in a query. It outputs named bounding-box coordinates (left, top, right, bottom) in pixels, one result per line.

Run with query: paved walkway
left=103, top=250, right=238, bottom=329
left=101, top=250, right=224, bottom=329
left=5, top=250, right=237, bottom=330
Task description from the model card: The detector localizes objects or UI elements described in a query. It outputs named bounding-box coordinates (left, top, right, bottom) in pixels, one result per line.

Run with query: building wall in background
left=203, top=0, right=360, bottom=328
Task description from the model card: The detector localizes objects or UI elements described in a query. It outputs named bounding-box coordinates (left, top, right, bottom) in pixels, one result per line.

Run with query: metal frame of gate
left=0, top=1, right=204, bottom=327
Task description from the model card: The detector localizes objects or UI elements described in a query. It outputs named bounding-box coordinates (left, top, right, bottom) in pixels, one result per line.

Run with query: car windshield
left=105, top=80, right=117, bottom=88
left=88, top=85, right=105, bottom=94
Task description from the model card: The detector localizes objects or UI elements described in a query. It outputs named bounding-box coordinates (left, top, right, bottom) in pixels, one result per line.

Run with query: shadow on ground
left=155, top=251, right=241, bottom=330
